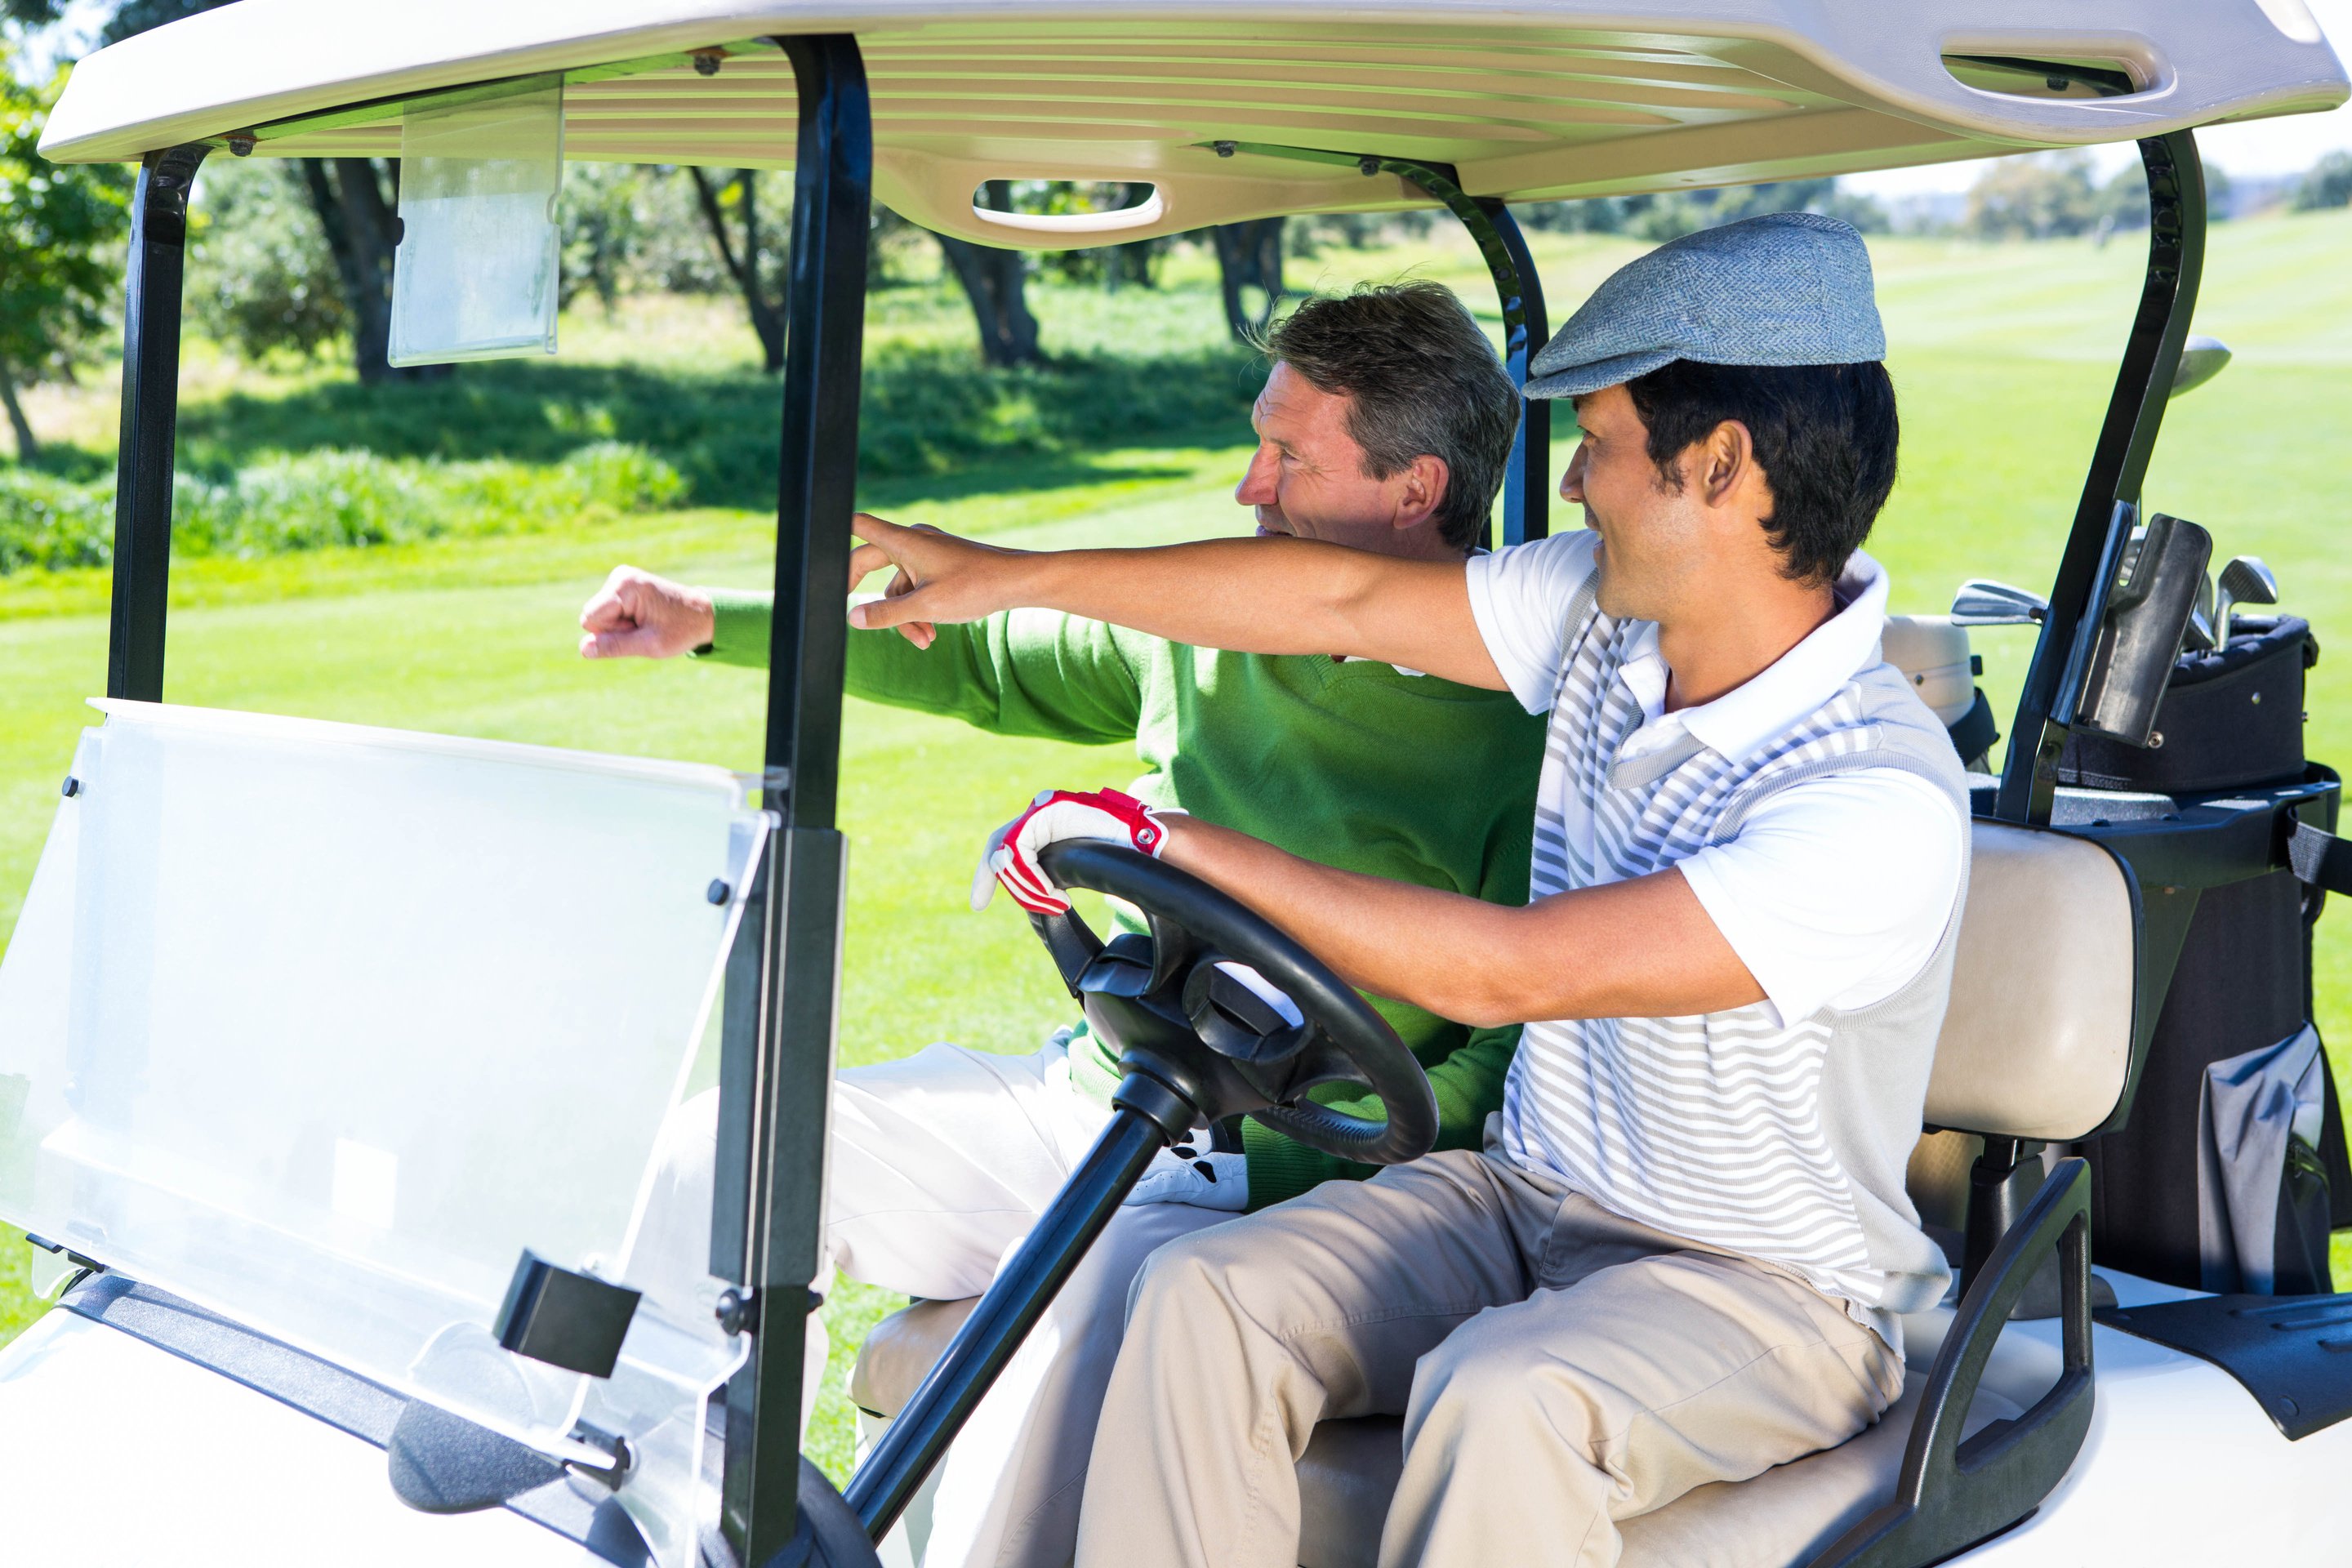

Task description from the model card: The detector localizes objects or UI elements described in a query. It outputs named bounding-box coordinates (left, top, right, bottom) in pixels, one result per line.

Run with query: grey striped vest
left=1499, top=567, right=1967, bottom=1325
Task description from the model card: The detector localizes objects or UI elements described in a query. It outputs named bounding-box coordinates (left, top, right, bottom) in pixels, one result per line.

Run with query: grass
left=4, top=208, right=2352, bottom=1480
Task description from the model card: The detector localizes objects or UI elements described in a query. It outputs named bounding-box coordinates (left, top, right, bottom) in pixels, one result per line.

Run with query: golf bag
left=2065, top=616, right=2352, bottom=1294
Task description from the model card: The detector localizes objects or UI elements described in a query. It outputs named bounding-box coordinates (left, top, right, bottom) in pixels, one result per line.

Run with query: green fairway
left=3, top=209, right=2351, bottom=1481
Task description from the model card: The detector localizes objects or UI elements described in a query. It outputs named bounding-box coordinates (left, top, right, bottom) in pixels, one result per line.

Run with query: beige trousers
left=1074, top=1146, right=1902, bottom=1568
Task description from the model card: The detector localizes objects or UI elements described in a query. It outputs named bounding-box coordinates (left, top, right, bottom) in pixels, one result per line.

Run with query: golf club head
left=2214, top=555, right=2278, bottom=649
left=2219, top=555, right=2278, bottom=608
left=1950, top=579, right=2048, bottom=627
left=2168, top=334, right=2233, bottom=400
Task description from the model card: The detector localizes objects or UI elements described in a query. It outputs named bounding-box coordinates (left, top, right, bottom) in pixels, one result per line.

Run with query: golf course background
left=3, top=210, right=2350, bottom=1480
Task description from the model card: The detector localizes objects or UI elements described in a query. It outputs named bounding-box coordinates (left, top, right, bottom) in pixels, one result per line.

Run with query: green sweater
left=706, top=590, right=1546, bottom=1208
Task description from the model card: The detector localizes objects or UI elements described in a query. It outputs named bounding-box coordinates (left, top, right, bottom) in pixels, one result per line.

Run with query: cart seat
left=849, top=822, right=2136, bottom=1567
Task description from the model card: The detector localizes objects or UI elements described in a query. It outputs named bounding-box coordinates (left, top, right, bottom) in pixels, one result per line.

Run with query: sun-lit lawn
left=3, top=207, right=2352, bottom=1479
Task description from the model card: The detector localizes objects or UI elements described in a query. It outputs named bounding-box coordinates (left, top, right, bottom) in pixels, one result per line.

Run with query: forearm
left=1160, top=819, right=1763, bottom=1027
left=856, top=529, right=1504, bottom=690
left=1020, top=538, right=1383, bottom=654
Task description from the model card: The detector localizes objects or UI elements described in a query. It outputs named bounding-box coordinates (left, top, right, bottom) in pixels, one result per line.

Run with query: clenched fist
left=579, top=565, right=715, bottom=660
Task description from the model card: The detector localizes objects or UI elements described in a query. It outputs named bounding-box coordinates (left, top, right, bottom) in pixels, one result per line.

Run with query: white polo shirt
left=1467, top=531, right=1964, bottom=1027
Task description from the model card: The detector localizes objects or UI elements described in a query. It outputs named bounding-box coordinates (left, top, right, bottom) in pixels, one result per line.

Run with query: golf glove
left=1125, top=1141, right=1248, bottom=1211
left=974, top=787, right=1178, bottom=915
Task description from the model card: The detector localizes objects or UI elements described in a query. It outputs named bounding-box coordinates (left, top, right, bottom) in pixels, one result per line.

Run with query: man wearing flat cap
left=846, top=214, right=1968, bottom=1568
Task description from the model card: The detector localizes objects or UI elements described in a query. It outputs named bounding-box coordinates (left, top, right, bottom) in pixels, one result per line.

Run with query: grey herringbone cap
left=1525, top=212, right=1885, bottom=400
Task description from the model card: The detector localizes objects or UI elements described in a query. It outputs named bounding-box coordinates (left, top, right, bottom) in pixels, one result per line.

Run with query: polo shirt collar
left=1615, top=550, right=1891, bottom=766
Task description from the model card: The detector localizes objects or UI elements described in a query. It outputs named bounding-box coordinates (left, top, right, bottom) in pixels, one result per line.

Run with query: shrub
left=0, top=441, right=688, bottom=574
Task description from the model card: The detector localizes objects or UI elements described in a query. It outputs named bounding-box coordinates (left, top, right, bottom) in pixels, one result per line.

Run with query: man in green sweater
left=580, top=281, right=1542, bottom=1568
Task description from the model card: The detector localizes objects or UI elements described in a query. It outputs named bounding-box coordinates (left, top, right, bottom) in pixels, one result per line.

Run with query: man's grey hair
left=1260, top=281, right=1522, bottom=554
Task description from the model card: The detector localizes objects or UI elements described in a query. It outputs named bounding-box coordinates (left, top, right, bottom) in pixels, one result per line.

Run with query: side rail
left=1811, top=1158, right=2094, bottom=1568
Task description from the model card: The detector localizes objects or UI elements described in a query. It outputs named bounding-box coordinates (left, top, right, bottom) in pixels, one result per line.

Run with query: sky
left=1843, top=0, right=2352, bottom=196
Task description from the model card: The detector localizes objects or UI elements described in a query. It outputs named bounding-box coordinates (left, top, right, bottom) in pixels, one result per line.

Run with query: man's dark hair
left=1261, top=282, right=1521, bottom=555
left=1624, top=359, right=1899, bottom=584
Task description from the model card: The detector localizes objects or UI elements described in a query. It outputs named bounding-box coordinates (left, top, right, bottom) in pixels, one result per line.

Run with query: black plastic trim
left=1997, top=129, right=2206, bottom=824
left=493, top=1250, right=643, bottom=1379
left=105, top=143, right=207, bottom=703
left=1807, top=1160, right=2095, bottom=1568
left=57, top=1274, right=650, bottom=1563
left=706, top=32, right=873, bottom=1567
left=2099, top=1292, right=2352, bottom=1440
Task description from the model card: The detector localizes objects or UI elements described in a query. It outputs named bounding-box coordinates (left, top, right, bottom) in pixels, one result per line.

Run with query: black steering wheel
left=1033, top=840, right=1438, bottom=1166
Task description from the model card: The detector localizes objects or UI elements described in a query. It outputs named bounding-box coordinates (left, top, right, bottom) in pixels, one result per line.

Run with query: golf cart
left=6, top=2, right=2352, bottom=1565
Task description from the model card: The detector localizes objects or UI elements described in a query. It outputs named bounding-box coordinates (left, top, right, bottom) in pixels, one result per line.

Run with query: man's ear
left=1698, top=420, right=1756, bottom=510
left=1396, top=454, right=1450, bottom=529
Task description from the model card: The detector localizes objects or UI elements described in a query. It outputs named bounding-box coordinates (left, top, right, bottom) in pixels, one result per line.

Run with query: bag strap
left=2286, top=820, right=2352, bottom=896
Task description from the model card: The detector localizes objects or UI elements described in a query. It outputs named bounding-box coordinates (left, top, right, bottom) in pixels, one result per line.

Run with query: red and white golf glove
left=973, top=787, right=1178, bottom=915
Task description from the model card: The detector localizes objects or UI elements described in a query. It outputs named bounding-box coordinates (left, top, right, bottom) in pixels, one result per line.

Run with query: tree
left=294, top=154, right=443, bottom=385
left=185, top=158, right=346, bottom=363
left=933, top=181, right=1041, bottom=366
left=0, top=61, right=131, bottom=460
left=2293, top=150, right=2352, bottom=212
left=685, top=167, right=787, bottom=372
left=1966, top=152, right=2100, bottom=240
left=1209, top=217, right=1285, bottom=342
left=9, top=0, right=443, bottom=383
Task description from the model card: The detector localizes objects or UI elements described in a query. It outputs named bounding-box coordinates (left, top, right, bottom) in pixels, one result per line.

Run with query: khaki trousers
left=1074, top=1146, right=1902, bottom=1568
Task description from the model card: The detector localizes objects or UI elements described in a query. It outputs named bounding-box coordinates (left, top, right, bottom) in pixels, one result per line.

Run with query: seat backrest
left=1926, top=822, right=2137, bottom=1143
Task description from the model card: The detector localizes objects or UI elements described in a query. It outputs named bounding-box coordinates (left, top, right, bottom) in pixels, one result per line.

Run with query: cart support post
left=714, top=33, right=871, bottom=1566
left=105, top=143, right=207, bottom=703
left=1474, top=197, right=1549, bottom=547
left=1996, top=128, right=2204, bottom=824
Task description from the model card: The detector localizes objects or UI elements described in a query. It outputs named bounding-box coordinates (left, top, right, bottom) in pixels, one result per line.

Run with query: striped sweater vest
left=1498, top=567, right=1968, bottom=1327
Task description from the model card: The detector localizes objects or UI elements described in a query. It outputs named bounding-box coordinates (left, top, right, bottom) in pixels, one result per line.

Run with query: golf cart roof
left=39, top=0, right=2349, bottom=250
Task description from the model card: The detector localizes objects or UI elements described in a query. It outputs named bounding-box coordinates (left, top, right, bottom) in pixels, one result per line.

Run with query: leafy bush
left=0, top=441, right=688, bottom=574
left=158, top=336, right=1258, bottom=514
left=0, top=466, right=109, bottom=573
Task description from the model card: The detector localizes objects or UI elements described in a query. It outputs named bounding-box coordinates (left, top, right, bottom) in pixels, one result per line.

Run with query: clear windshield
left=0, top=702, right=759, bottom=1477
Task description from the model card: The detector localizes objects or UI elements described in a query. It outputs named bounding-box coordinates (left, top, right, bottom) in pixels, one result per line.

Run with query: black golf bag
left=2061, top=615, right=2352, bottom=1294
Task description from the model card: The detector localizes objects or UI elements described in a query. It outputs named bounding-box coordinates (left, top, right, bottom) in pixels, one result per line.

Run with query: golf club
left=2215, top=555, right=2279, bottom=650
left=1950, top=579, right=2049, bottom=626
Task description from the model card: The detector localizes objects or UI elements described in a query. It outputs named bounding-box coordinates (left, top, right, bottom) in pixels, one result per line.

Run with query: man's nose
left=1560, top=441, right=1588, bottom=505
left=1235, top=448, right=1278, bottom=506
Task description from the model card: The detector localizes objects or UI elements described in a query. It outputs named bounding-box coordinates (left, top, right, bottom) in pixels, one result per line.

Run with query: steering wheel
left=1032, top=840, right=1438, bottom=1166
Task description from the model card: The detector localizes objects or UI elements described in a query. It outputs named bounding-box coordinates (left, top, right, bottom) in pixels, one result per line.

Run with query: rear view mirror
left=2074, top=512, right=2212, bottom=745
left=388, top=77, right=565, bottom=367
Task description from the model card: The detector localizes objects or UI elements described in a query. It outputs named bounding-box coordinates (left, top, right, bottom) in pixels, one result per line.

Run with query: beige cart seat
left=852, top=822, right=2136, bottom=1568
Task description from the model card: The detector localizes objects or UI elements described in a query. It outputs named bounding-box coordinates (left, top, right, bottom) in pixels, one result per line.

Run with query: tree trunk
left=687, top=167, right=788, bottom=372
left=1211, top=217, right=1287, bottom=341
left=0, top=360, right=38, bottom=462
left=298, top=157, right=450, bottom=385
left=935, top=182, right=1041, bottom=367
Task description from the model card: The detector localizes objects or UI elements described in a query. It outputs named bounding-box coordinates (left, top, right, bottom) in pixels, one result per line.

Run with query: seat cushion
left=1297, top=1354, right=2023, bottom=1568
left=849, top=1296, right=977, bottom=1418
left=1927, top=822, right=2136, bottom=1143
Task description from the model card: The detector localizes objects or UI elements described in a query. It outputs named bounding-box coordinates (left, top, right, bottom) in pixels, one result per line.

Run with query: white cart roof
left=40, top=0, right=2350, bottom=248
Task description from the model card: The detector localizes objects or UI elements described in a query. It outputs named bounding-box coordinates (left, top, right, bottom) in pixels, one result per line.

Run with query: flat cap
left=1525, top=212, right=1885, bottom=400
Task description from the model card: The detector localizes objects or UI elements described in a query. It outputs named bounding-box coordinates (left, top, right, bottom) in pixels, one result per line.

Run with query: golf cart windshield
left=0, top=702, right=762, bottom=1474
